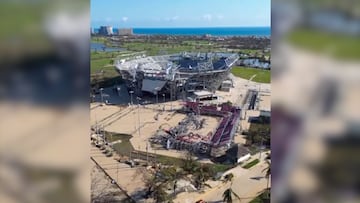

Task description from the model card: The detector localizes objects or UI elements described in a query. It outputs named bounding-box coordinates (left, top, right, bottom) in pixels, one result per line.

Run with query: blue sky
left=91, top=0, right=271, bottom=28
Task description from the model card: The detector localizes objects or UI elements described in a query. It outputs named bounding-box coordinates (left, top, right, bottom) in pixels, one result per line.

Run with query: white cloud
left=122, top=17, right=128, bottom=22
left=203, top=14, right=212, bottom=21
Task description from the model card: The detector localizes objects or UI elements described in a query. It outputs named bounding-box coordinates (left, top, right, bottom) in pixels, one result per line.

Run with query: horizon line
left=91, top=26, right=271, bottom=29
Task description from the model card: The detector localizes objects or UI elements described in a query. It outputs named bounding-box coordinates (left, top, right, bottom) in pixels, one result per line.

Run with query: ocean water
left=132, top=27, right=270, bottom=36
left=95, top=27, right=270, bottom=37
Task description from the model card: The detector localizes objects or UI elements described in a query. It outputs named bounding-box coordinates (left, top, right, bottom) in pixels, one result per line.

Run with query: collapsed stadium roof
left=115, top=52, right=239, bottom=96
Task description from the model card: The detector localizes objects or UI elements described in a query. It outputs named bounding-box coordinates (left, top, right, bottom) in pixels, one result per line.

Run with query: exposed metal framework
left=149, top=102, right=241, bottom=157
left=115, top=52, right=239, bottom=99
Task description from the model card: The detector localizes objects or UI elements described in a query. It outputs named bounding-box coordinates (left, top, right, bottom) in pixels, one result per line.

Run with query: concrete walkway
left=174, top=152, right=270, bottom=203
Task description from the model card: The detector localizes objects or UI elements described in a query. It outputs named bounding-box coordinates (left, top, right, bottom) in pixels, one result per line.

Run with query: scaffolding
left=149, top=102, right=241, bottom=157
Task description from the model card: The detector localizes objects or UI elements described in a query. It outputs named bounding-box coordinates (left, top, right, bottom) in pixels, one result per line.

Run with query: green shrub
left=243, top=159, right=260, bottom=169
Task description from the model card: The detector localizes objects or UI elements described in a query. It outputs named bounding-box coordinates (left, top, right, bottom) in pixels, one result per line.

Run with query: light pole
left=129, top=90, right=134, bottom=105
left=116, top=162, right=119, bottom=182
left=259, top=135, right=264, bottom=160
left=116, top=86, right=121, bottom=96
left=155, top=87, right=160, bottom=110
left=137, top=97, right=141, bottom=137
left=100, top=88, right=104, bottom=104
left=156, top=91, right=159, bottom=105
left=169, top=92, right=173, bottom=111
left=197, top=101, right=201, bottom=117
left=162, top=93, right=165, bottom=111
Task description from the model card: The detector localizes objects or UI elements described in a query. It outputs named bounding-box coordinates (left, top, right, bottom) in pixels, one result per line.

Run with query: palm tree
left=152, top=184, right=168, bottom=203
left=262, top=160, right=271, bottom=196
left=223, top=187, right=241, bottom=203
left=192, top=164, right=215, bottom=190
left=262, top=160, right=271, bottom=198
left=194, top=165, right=205, bottom=189
left=224, top=173, right=234, bottom=183
left=223, top=188, right=233, bottom=203
left=222, top=173, right=241, bottom=203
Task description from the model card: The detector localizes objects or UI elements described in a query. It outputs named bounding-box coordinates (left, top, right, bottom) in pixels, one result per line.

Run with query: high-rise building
left=117, top=28, right=133, bottom=35
left=99, top=26, right=113, bottom=35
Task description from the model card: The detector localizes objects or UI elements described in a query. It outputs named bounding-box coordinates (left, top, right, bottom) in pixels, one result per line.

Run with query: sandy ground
left=258, top=93, right=271, bottom=112
left=234, top=134, right=248, bottom=145
left=91, top=101, right=221, bottom=159
left=215, top=74, right=271, bottom=107
left=240, top=110, right=261, bottom=132
left=90, top=104, right=126, bottom=127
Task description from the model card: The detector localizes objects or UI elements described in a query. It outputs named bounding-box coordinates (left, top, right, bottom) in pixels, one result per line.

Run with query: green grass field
left=90, top=51, right=120, bottom=86
left=91, top=36, right=108, bottom=43
left=240, top=49, right=260, bottom=55
left=231, top=66, right=270, bottom=83
left=90, top=51, right=124, bottom=77
left=287, top=28, right=360, bottom=60
left=243, top=159, right=260, bottom=169
left=91, top=58, right=112, bottom=72
left=123, top=42, right=218, bottom=56
left=249, top=189, right=270, bottom=203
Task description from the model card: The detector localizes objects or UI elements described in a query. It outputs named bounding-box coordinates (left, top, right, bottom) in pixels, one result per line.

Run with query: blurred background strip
left=0, top=1, right=90, bottom=203
left=272, top=0, right=360, bottom=203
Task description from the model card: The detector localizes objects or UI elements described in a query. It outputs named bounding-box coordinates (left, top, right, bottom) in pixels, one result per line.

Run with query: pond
left=91, top=42, right=126, bottom=52
left=240, top=58, right=271, bottom=69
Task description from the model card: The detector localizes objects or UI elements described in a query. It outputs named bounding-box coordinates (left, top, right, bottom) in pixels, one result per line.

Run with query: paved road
left=175, top=152, right=270, bottom=203
left=204, top=156, right=269, bottom=203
